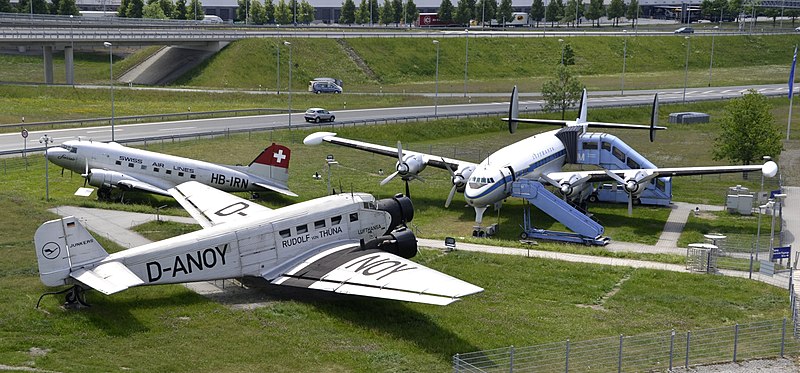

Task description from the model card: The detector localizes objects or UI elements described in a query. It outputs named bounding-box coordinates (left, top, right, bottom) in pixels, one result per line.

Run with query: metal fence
left=453, top=319, right=794, bottom=373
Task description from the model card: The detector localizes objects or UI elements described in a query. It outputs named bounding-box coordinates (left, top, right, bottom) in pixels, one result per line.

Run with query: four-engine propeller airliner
left=305, top=87, right=779, bottom=236
left=45, top=139, right=296, bottom=199
left=34, top=181, right=482, bottom=307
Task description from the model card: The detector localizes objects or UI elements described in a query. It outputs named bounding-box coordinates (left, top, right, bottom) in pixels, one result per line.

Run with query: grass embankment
left=2, top=34, right=798, bottom=92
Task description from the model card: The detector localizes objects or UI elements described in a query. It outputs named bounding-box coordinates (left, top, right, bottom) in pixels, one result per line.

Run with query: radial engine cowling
left=366, top=228, right=417, bottom=259
left=376, top=194, right=414, bottom=230
left=398, top=154, right=426, bottom=177
left=87, top=169, right=130, bottom=189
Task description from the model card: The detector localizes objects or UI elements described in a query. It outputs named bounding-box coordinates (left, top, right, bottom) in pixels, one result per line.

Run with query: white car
left=304, top=108, right=335, bottom=123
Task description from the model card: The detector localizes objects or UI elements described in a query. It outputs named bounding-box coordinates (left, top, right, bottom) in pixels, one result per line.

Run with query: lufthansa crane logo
left=41, top=242, right=61, bottom=260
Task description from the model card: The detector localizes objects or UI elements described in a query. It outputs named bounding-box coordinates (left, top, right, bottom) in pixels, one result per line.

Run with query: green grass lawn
left=0, top=92, right=793, bottom=371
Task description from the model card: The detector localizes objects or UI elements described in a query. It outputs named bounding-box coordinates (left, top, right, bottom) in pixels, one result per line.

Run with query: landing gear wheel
left=64, top=286, right=89, bottom=309
left=97, top=187, right=112, bottom=200
left=520, top=232, right=528, bottom=240
left=633, top=198, right=642, bottom=206
left=478, top=231, right=486, bottom=238
left=588, top=194, right=598, bottom=203
left=472, top=230, right=479, bottom=237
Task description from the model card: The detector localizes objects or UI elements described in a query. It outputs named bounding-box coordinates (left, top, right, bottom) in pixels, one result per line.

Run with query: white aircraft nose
left=45, top=147, right=66, bottom=160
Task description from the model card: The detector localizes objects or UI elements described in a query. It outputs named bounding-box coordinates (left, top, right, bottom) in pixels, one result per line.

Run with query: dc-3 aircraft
left=304, top=87, right=779, bottom=236
left=45, top=139, right=296, bottom=199
left=34, top=181, right=483, bottom=307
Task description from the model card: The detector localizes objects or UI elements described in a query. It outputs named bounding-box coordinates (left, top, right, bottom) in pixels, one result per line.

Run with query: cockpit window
left=61, top=145, right=77, bottom=153
left=363, top=201, right=376, bottom=209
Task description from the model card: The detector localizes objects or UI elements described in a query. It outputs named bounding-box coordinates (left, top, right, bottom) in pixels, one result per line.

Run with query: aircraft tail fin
left=246, top=143, right=291, bottom=186
left=34, top=216, right=109, bottom=287
left=576, top=88, right=588, bottom=124
left=507, top=85, right=519, bottom=134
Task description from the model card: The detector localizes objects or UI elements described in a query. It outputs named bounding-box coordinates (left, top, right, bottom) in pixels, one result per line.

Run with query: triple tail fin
left=34, top=216, right=109, bottom=287
left=576, top=88, right=588, bottom=124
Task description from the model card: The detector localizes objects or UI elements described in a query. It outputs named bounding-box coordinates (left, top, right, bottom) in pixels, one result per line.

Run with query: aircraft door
left=237, top=223, right=277, bottom=276
left=500, top=167, right=515, bottom=194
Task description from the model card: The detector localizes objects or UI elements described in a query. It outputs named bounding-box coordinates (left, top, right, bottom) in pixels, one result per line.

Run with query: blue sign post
left=772, top=246, right=791, bottom=260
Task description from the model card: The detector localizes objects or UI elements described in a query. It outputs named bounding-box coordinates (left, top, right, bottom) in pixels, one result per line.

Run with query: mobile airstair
left=512, top=180, right=610, bottom=246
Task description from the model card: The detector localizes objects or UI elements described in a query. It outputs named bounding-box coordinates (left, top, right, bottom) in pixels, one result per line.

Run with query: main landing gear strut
left=36, top=285, right=90, bottom=309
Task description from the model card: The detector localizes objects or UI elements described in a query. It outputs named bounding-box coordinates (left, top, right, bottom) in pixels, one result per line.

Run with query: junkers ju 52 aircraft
left=34, top=181, right=483, bottom=307
left=305, top=87, right=779, bottom=237
left=45, top=139, right=296, bottom=199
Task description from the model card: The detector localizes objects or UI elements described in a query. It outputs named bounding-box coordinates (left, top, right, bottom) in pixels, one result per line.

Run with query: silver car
left=304, top=108, right=335, bottom=123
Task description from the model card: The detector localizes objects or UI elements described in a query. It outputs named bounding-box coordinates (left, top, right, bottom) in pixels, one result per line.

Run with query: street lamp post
left=463, top=29, right=469, bottom=98
left=433, top=39, right=440, bottom=116
left=39, top=134, right=53, bottom=201
left=708, top=25, right=718, bottom=87
left=621, top=29, right=627, bottom=96
left=103, top=42, right=115, bottom=141
left=284, top=41, right=293, bottom=139
left=682, top=36, right=690, bottom=103
left=276, top=42, right=281, bottom=95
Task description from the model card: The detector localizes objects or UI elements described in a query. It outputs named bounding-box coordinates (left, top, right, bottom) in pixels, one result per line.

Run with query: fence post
left=453, top=353, right=460, bottom=373
left=733, top=324, right=739, bottom=362
left=618, top=334, right=624, bottom=373
left=685, top=331, right=691, bottom=368
left=669, top=329, right=675, bottom=371
left=781, top=318, right=786, bottom=358
left=510, top=345, right=515, bottom=373
left=565, top=339, right=570, bottom=373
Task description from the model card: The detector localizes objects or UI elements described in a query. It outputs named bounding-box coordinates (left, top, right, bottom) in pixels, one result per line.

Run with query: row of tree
left=0, top=0, right=79, bottom=16
left=338, top=0, right=418, bottom=25
left=118, top=0, right=205, bottom=19
left=236, top=0, right=315, bottom=25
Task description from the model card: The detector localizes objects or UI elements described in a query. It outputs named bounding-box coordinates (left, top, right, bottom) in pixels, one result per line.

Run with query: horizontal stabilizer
left=253, top=182, right=298, bottom=197
left=71, top=261, right=144, bottom=295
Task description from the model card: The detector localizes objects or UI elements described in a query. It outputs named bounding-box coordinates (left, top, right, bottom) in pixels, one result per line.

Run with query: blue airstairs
left=512, top=180, right=610, bottom=246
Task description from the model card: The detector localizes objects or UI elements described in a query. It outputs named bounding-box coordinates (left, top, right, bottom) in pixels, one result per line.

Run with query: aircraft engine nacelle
left=87, top=169, right=130, bottom=189
left=377, top=194, right=414, bottom=231
left=452, top=165, right=475, bottom=191
left=558, top=174, right=591, bottom=198
left=371, top=228, right=418, bottom=259
left=622, top=170, right=654, bottom=197
left=397, top=154, right=426, bottom=178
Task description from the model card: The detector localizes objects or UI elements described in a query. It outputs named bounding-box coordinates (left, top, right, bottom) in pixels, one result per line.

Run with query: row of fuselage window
left=277, top=212, right=359, bottom=239
left=115, top=160, right=198, bottom=180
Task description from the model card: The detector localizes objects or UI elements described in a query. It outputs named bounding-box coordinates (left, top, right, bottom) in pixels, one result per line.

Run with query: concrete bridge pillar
left=43, top=46, right=54, bottom=84
left=65, top=46, right=74, bottom=85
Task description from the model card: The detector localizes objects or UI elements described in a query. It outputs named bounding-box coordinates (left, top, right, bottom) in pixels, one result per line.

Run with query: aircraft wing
left=303, top=132, right=475, bottom=172
left=545, top=162, right=779, bottom=184
left=117, top=179, right=172, bottom=197
left=168, top=181, right=272, bottom=228
left=269, top=243, right=483, bottom=305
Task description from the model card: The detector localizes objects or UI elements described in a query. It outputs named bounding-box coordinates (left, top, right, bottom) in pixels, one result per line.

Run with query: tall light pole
left=621, top=29, right=627, bottom=96
left=463, top=29, right=469, bottom=98
left=276, top=42, right=281, bottom=95
left=559, top=38, right=565, bottom=65
left=708, top=25, right=718, bottom=87
left=682, top=36, right=690, bottom=103
left=284, top=41, right=293, bottom=139
left=482, top=0, right=485, bottom=29
left=39, top=134, right=53, bottom=201
left=433, top=39, right=440, bottom=116
left=104, top=42, right=115, bottom=142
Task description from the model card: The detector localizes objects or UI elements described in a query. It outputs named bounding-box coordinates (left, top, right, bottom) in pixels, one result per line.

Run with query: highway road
left=0, top=84, right=790, bottom=154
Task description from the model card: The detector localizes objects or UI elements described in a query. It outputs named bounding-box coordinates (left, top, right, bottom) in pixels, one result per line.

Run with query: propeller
left=380, top=141, right=426, bottom=198
left=82, top=162, right=89, bottom=187
left=443, top=160, right=459, bottom=208
left=380, top=141, right=404, bottom=186
left=604, top=170, right=634, bottom=216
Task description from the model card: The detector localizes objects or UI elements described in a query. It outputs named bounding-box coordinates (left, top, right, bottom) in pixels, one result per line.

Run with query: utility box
left=669, top=112, right=710, bottom=124
left=726, top=185, right=754, bottom=215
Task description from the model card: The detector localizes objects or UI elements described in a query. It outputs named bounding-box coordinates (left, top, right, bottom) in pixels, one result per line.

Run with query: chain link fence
left=453, top=319, right=795, bottom=372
